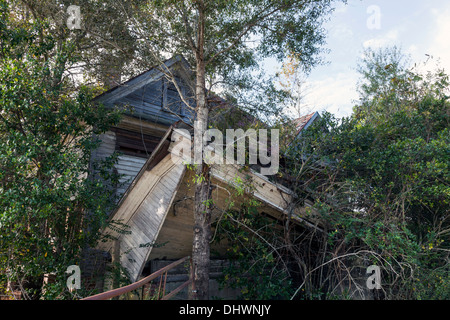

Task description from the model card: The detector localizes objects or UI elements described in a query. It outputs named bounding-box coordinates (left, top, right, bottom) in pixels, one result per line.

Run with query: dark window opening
left=113, top=128, right=160, bottom=158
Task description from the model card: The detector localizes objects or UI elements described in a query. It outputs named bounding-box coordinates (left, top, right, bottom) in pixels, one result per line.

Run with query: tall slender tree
left=1, top=0, right=347, bottom=299
left=126, top=0, right=345, bottom=299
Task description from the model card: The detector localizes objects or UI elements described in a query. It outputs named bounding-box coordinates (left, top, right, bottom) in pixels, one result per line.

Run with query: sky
left=283, top=0, right=450, bottom=119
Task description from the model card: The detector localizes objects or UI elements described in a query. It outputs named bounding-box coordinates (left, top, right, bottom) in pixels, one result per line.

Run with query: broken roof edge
left=102, top=122, right=322, bottom=244
left=170, top=126, right=324, bottom=233
left=210, top=164, right=323, bottom=233
left=103, top=121, right=190, bottom=223
left=295, top=111, right=320, bottom=135
left=92, top=55, right=193, bottom=105
left=283, top=111, right=321, bottom=151
left=103, top=124, right=175, bottom=225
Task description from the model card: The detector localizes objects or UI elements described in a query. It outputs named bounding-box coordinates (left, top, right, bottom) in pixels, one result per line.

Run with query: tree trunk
left=190, top=3, right=212, bottom=299
left=191, top=156, right=212, bottom=300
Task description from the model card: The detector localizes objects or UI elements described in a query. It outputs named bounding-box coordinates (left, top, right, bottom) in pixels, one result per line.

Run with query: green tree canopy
left=285, top=48, right=449, bottom=300
left=0, top=0, right=121, bottom=299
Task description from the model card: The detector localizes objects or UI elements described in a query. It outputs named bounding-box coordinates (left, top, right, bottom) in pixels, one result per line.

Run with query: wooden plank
left=117, top=160, right=147, bottom=170
left=211, top=164, right=292, bottom=212
left=98, top=128, right=175, bottom=252
left=146, top=140, right=170, bottom=171
left=132, top=207, right=160, bottom=234
left=116, top=156, right=147, bottom=179
left=94, top=56, right=183, bottom=105
left=134, top=214, right=159, bottom=238
left=114, top=127, right=162, bottom=145
left=135, top=162, right=187, bottom=280
left=113, top=155, right=174, bottom=220
left=124, top=165, right=186, bottom=281
left=210, top=164, right=322, bottom=232
left=101, top=153, right=187, bottom=281
left=120, top=236, right=144, bottom=264
left=125, top=228, right=154, bottom=251
left=115, top=140, right=157, bottom=153
left=136, top=198, right=167, bottom=233
left=115, top=115, right=169, bottom=137
left=160, top=164, right=185, bottom=186
left=119, top=97, right=178, bottom=121
left=117, top=158, right=146, bottom=171
left=115, top=100, right=190, bottom=125
left=155, top=176, right=177, bottom=197
left=146, top=171, right=206, bottom=260
left=116, top=167, right=146, bottom=174
left=127, top=81, right=163, bottom=105
left=141, top=196, right=166, bottom=217
left=147, top=168, right=297, bottom=261
left=100, top=171, right=162, bottom=245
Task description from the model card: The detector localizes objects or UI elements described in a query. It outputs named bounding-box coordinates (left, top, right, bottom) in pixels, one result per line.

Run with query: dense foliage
left=0, top=0, right=447, bottom=301
left=0, top=1, right=121, bottom=299
left=213, top=176, right=294, bottom=300
left=283, top=49, right=449, bottom=299
left=207, top=47, right=449, bottom=300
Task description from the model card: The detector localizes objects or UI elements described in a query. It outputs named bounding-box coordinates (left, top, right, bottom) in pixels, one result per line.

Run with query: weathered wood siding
left=90, top=122, right=167, bottom=202
left=90, top=131, right=116, bottom=163
left=93, top=56, right=194, bottom=127
left=115, top=155, right=147, bottom=198
left=147, top=169, right=232, bottom=261
left=107, top=78, right=192, bottom=126
left=148, top=164, right=319, bottom=261
left=90, top=131, right=146, bottom=201
left=99, top=153, right=186, bottom=282
left=95, top=128, right=319, bottom=282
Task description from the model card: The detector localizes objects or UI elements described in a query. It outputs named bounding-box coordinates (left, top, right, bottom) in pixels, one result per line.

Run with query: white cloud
left=427, top=5, right=450, bottom=73
left=407, top=44, right=418, bottom=55
left=331, top=23, right=354, bottom=41
left=303, top=72, right=359, bottom=118
left=295, top=1, right=450, bottom=120
left=363, top=28, right=400, bottom=49
left=334, top=2, right=348, bottom=14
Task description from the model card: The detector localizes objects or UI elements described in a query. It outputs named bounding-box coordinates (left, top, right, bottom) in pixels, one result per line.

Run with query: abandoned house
left=86, top=56, right=324, bottom=299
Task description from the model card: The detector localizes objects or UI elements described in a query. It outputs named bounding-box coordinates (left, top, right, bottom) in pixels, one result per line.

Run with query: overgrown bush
left=0, top=2, right=121, bottom=299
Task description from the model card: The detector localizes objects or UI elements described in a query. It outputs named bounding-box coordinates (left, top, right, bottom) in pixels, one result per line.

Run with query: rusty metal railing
left=82, top=256, right=192, bottom=300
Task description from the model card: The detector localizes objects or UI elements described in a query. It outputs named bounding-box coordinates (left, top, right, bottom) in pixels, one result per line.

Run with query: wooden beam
left=94, top=56, right=185, bottom=105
